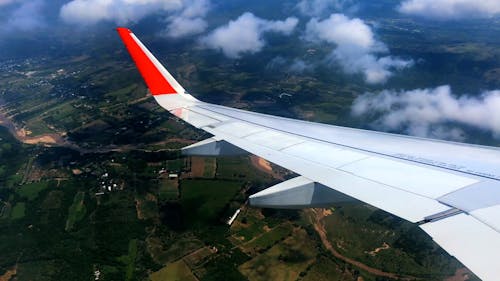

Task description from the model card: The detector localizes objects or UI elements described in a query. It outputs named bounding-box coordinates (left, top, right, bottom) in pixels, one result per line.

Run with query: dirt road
left=307, top=209, right=418, bottom=280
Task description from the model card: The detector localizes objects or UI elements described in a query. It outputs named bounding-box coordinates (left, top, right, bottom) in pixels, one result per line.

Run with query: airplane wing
left=116, top=27, right=500, bottom=281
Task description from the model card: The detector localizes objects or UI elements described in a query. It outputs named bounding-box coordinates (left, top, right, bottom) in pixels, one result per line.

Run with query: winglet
left=116, top=27, right=184, bottom=95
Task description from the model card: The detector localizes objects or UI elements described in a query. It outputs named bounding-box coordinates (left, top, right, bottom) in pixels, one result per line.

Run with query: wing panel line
left=197, top=104, right=495, bottom=182
left=203, top=126, right=450, bottom=222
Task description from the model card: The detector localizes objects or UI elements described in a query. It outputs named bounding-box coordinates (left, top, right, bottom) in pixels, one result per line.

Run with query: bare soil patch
left=0, top=267, right=16, bottom=281
left=190, top=157, right=206, bottom=178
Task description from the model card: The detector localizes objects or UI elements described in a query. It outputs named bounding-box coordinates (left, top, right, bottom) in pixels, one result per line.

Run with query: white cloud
left=351, top=85, right=500, bottom=140
left=398, top=0, right=500, bottom=19
left=61, top=0, right=210, bottom=38
left=4, top=0, right=45, bottom=31
left=164, top=0, right=209, bottom=38
left=165, top=16, right=207, bottom=38
left=305, top=14, right=413, bottom=84
left=289, top=59, right=311, bottom=73
left=296, top=0, right=355, bottom=17
left=60, top=0, right=182, bottom=25
left=200, top=12, right=298, bottom=58
left=305, top=14, right=378, bottom=50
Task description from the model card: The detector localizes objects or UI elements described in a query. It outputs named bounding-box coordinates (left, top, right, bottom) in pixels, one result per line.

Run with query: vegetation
left=125, top=239, right=138, bottom=281
left=0, top=2, right=493, bottom=279
left=241, top=223, right=293, bottom=253
left=301, top=256, right=346, bottom=281
left=203, top=158, right=216, bottom=178
left=323, top=205, right=465, bottom=278
left=158, top=179, right=178, bottom=201
left=150, top=260, right=197, bottom=281
left=0, top=127, right=28, bottom=187
left=180, top=179, right=242, bottom=226
left=16, top=181, right=50, bottom=201
left=65, top=191, right=86, bottom=231
left=10, top=202, right=25, bottom=220
left=239, top=228, right=317, bottom=281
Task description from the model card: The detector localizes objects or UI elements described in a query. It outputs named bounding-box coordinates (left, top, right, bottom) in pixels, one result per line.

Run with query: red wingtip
left=116, top=27, right=131, bottom=34
left=116, top=27, right=177, bottom=95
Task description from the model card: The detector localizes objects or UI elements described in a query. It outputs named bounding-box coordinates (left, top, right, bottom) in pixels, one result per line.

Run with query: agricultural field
left=239, top=223, right=294, bottom=255
left=239, top=227, right=317, bottom=281
left=65, top=191, right=86, bottom=231
left=300, top=257, right=350, bottom=281
left=16, top=181, right=51, bottom=201
left=158, top=179, right=178, bottom=201
left=180, top=179, right=242, bottom=226
left=0, top=2, right=495, bottom=278
left=150, top=260, right=197, bottom=281
left=10, top=202, right=25, bottom=220
left=0, top=103, right=479, bottom=281
left=216, top=156, right=272, bottom=183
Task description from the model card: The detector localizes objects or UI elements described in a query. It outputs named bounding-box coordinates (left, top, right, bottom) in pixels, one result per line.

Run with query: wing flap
left=420, top=213, right=500, bottom=281
left=471, top=205, right=500, bottom=232
left=339, top=157, right=478, bottom=199
left=203, top=124, right=451, bottom=223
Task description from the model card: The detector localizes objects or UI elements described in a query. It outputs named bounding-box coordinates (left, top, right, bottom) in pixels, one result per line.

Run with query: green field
left=16, top=181, right=50, bottom=201
left=242, top=223, right=293, bottom=254
left=41, top=190, right=64, bottom=210
left=180, top=179, right=242, bottom=226
left=65, top=191, right=86, bottom=231
left=0, top=130, right=26, bottom=182
left=231, top=208, right=269, bottom=242
left=216, top=157, right=270, bottom=183
left=167, top=159, right=185, bottom=172
left=136, top=193, right=159, bottom=220
left=125, top=239, right=138, bottom=281
left=150, top=260, right=197, bottom=281
left=239, top=228, right=316, bottom=281
left=10, top=202, right=26, bottom=220
left=24, top=118, right=54, bottom=135
left=147, top=235, right=204, bottom=264
left=301, top=257, right=347, bottom=281
left=158, top=179, right=178, bottom=201
left=203, top=158, right=216, bottom=178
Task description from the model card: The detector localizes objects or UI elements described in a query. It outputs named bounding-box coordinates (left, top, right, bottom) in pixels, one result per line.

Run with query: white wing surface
left=117, top=28, right=500, bottom=281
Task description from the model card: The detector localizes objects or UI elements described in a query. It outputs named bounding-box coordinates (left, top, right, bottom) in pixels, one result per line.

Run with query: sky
left=0, top=0, right=499, bottom=141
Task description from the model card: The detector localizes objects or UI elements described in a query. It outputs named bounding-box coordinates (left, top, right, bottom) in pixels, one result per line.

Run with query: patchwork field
left=239, top=228, right=317, bottom=281
left=0, top=10, right=493, bottom=279
left=150, top=260, right=198, bottom=281
left=16, top=181, right=50, bottom=201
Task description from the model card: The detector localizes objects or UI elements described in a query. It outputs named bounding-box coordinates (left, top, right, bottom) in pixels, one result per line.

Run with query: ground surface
left=0, top=0, right=497, bottom=279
